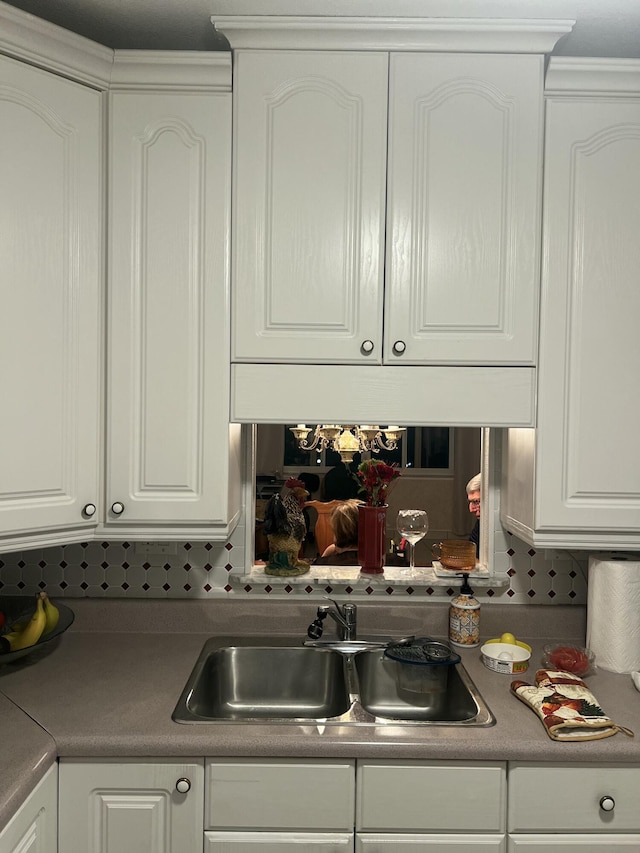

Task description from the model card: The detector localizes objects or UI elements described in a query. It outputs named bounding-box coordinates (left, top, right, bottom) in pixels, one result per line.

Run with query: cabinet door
left=231, top=50, right=388, bottom=365
left=205, top=831, right=353, bottom=851
left=0, top=55, right=101, bottom=546
left=107, top=90, right=241, bottom=534
left=0, top=764, right=57, bottom=853
left=206, top=759, right=355, bottom=831
left=531, top=96, right=640, bottom=534
left=58, top=759, right=203, bottom=853
left=508, top=763, right=640, bottom=833
left=358, top=835, right=506, bottom=851
left=357, top=761, right=506, bottom=833
left=508, top=836, right=640, bottom=851
left=385, top=53, right=543, bottom=366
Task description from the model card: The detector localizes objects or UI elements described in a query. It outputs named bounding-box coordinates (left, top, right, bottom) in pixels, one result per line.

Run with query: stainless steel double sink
left=172, top=637, right=494, bottom=727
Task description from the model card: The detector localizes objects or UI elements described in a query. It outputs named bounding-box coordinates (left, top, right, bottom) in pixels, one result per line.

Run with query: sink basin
left=353, top=648, right=493, bottom=725
left=172, top=638, right=494, bottom=727
left=173, top=643, right=351, bottom=722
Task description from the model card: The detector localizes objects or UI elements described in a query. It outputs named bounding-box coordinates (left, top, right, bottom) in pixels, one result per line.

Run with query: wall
left=0, top=513, right=587, bottom=606
left=0, top=427, right=589, bottom=605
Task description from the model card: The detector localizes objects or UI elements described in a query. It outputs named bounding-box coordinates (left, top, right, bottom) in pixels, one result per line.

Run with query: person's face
left=468, top=490, right=481, bottom=518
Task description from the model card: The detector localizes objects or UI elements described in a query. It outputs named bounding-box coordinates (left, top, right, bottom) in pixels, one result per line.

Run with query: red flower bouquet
left=355, top=459, right=401, bottom=507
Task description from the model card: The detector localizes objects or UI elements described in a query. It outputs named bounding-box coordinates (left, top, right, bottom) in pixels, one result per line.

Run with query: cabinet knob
left=361, top=339, right=375, bottom=354
left=111, top=501, right=125, bottom=516
left=392, top=340, right=406, bottom=355
left=175, top=778, right=191, bottom=794
left=599, top=795, right=615, bottom=812
left=82, top=503, right=97, bottom=518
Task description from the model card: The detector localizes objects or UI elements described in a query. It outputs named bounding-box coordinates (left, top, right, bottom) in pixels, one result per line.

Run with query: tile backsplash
left=0, top=508, right=588, bottom=605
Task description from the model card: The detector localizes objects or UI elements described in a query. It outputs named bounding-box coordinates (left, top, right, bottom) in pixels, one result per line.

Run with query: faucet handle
left=324, top=596, right=356, bottom=618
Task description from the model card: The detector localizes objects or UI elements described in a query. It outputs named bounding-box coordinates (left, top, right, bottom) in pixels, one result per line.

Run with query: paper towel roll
left=587, top=555, right=640, bottom=673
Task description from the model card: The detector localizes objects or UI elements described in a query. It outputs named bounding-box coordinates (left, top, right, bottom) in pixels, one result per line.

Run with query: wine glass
left=396, top=509, right=429, bottom=573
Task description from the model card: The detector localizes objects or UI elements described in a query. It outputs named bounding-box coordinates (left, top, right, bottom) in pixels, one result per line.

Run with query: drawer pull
left=599, top=795, right=615, bottom=812
left=175, top=778, right=191, bottom=794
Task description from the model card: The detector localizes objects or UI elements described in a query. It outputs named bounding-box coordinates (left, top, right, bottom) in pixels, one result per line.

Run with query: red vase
left=358, top=504, right=387, bottom=575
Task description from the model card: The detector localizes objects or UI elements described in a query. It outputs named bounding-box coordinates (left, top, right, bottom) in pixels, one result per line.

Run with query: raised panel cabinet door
left=0, top=765, right=57, bottom=853
left=58, top=759, right=204, bottom=853
left=385, top=53, right=543, bottom=366
left=231, top=50, right=388, bottom=364
left=534, top=97, right=640, bottom=532
left=107, top=90, right=240, bottom=530
left=0, top=55, right=101, bottom=543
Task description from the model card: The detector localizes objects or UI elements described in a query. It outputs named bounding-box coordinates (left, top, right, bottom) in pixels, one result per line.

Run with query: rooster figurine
left=263, top=478, right=311, bottom=576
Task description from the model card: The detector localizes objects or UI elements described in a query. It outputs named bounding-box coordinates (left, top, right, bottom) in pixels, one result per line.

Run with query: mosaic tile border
left=0, top=518, right=588, bottom=605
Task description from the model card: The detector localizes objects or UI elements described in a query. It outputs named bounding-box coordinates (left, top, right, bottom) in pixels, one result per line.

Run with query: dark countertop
left=1, top=598, right=639, bottom=831
left=0, top=693, right=56, bottom=832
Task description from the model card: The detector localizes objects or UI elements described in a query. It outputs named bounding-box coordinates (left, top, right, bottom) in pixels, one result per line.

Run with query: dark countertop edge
left=0, top=695, right=56, bottom=834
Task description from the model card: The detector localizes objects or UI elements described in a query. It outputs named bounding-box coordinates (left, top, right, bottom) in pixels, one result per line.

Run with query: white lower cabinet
left=508, top=837, right=640, bottom=851
left=356, top=760, right=506, bottom=851
left=508, top=763, right=640, bottom=851
left=0, top=765, right=57, bottom=853
left=357, top=836, right=506, bottom=852
left=205, top=832, right=353, bottom=852
left=35, top=756, right=640, bottom=852
left=204, top=759, right=355, bottom=850
left=58, top=758, right=204, bottom=853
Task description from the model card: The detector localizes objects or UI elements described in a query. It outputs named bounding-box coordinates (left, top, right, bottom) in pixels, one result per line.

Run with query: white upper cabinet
left=104, top=56, right=242, bottom=538
left=385, top=53, right=543, bottom=366
left=0, top=4, right=243, bottom=549
left=501, top=59, right=640, bottom=548
left=0, top=53, right=102, bottom=549
left=231, top=50, right=388, bottom=365
left=230, top=46, right=544, bottom=367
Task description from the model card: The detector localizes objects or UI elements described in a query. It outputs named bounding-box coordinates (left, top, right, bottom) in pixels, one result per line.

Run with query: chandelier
left=289, top=424, right=406, bottom=463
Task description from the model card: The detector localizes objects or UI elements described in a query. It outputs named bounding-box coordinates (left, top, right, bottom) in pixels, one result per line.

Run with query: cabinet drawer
left=508, top=764, right=640, bottom=832
left=205, top=831, right=353, bottom=851
left=358, top=833, right=506, bottom=851
left=508, top=835, right=640, bottom=851
left=205, top=759, right=355, bottom=830
left=357, top=761, right=506, bottom=832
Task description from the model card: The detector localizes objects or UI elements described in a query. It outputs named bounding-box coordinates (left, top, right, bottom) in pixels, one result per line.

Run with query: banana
left=0, top=631, right=21, bottom=653
left=40, top=592, right=60, bottom=635
left=2, top=596, right=46, bottom=652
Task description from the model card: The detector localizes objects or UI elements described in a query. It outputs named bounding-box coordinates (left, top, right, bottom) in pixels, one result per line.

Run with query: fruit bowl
left=0, top=595, right=75, bottom=665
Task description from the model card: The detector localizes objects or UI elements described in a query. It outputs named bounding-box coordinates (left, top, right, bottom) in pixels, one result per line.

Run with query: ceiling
left=3, top=0, right=640, bottom=58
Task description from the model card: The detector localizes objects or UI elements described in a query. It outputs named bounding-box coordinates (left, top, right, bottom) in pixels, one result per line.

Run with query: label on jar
left=449, top=599, right=480, bottom=647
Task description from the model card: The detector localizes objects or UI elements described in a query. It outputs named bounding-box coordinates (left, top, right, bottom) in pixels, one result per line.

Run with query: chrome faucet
left=307, top=598, right=357, bottom=642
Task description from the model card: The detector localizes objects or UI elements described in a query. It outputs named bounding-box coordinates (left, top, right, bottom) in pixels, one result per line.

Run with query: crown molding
left=0, top=0, right=113, bottom=89
left=546, top=57, right=640, bottom=97
left=110, top=51, right=232, bottom=93
left=211, top=15, right=575, bottom=53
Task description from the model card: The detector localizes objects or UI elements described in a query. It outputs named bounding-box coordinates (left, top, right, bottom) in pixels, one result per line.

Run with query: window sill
left=233, top=563, right=509, bottom=590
